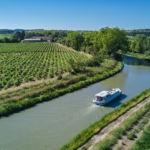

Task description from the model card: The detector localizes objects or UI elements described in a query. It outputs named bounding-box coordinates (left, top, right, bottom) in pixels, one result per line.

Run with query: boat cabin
left=95, top=91, right=111, bottom=101
left=93, top=88, right=122, bottom=105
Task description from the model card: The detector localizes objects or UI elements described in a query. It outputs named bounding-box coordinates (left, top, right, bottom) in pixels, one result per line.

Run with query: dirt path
left=78, top=96, right=150, bottom=150
left=0, top=72, right=69, bottom=95
left=56, top=43, right=92, bottom=59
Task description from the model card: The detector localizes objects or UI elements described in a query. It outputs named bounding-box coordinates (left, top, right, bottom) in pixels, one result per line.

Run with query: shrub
left=57, top=75, right=62, bottom=80
left=22, top=86, right=28, bottom=89
left=28, top=76, right=34, bottom=81
left=14, top=80, right=19, bottom=86
left=127, top=132, right=136, bottom=140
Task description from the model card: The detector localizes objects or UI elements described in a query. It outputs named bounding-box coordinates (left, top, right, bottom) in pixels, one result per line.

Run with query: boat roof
left=95, top=91, right=109, bottom=97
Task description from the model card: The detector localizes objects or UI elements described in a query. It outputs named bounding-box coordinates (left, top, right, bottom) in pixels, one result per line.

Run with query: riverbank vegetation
left=60, top=88, right=150, bottom=150
left=119, top=34, right=150, bottom=59
left=57, top=27, right=129, bottom=61
left=0, top=57, right=123, bottom=116
left=97, top=100, right=150, bottom=150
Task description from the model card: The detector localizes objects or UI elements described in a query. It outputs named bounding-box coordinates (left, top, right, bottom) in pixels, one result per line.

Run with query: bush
left=57, top=75, right=62, bottom=80
left=144, top=50, right=150, bottom=57
left=127, top=132, right=136, bottom=140
left=28, top=76, right=34, bottom=81
left=131, top=125, right=150, bottom=150
left=14, top=80, right=19, bottom=86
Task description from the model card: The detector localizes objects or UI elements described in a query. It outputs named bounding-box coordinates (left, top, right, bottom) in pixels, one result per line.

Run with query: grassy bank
left=0, top=61, right=123, bottom=117
left=60, top=88, right=150, bottom=150
left=97, top=99, right=150, bottom=150
left=119, top=51, right=150, bottom=60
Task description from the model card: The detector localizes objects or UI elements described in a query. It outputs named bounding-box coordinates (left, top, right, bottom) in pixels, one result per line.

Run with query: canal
left=0, top=55, right=150, bottom=150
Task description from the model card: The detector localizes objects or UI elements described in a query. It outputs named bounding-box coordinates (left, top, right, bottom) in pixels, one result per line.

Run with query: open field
left=0, top=34, right=11, bottom=39
left=0, top=43, right=89, bottom=90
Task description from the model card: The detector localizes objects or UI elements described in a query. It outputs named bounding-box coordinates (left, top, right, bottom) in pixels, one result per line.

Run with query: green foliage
left=98, top=27, right=128, bottom=58
left=58, top=28, right=128, bottom=61
left=144, top=50, right=150, bottom=57
left=57, top=75, right=62, bottom=80
left=127, top=34, right=150, bottom=56
left=0, top=61, right=123, bottom=117
left=127, top=132, right=136, bottom=140
left=135, top=42, right=142, bottom=53
left=131, top=125, right=150, bottom=150
left=131, top=41, right=136, bottom=51
left=67, top=32, right=85, bottom=51
left=0, top=43, right=89, bottom=89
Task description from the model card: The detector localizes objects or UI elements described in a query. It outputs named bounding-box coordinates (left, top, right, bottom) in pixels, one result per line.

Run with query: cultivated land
left=0, top=42, right=123, bottom=118
left=0, top=34, right=11, bottom=39
left=0, top=43, right=89, bottom=90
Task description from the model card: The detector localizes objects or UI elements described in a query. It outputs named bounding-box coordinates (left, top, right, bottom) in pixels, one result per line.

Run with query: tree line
left=57, top=27, right=129, bottom=61
left=0, top=31, right=25, bottom=43
left=126, top=29, right=150, bottom=37
left=0, top=30, right=14, bottom=34
left=128, top=34, right=150, bottom=56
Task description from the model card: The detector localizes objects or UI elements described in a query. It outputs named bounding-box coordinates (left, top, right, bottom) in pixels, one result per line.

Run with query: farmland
left=0, top=43, right=89, bottom=90
left=0, top=34, right=11, bottom=39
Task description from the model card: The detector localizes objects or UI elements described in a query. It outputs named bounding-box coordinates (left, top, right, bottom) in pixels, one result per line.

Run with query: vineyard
left=0, top=43, right=89, bottom=90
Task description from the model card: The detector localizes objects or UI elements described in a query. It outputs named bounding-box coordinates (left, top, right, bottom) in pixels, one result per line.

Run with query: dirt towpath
left=78, top=96, right=150, bottom=150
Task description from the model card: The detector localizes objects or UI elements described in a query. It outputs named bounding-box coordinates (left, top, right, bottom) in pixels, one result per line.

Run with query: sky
left=0, top=0, right=149, bottom=30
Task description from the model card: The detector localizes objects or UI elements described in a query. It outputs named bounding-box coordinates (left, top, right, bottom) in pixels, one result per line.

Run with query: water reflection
left=123, top=55, right=150, bottom=66
left=100, top=65, right=129, bottom=91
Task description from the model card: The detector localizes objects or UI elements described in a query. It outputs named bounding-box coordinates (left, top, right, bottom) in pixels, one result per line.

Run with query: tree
left=135, top=42, right=142, bottom=53
left=98, top=27, right=129, bottom=59
left=68, top=32, right=84, bottom=51
left=135, top=34, right=147, bottom=46
left=3, top=37, right=9, bottom=43
left=131, top=41, right=136, bottom=52
left=21, top=31, right=25, bottom=40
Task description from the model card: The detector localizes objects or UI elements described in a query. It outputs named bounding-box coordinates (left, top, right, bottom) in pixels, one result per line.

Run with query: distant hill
left=14, top=29, right=44, bottom=32
left=0, top=29, right=44, bottom=34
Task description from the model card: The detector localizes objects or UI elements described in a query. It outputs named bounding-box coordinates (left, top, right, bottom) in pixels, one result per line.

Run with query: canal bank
left=0, top=56, right=150, bottom=150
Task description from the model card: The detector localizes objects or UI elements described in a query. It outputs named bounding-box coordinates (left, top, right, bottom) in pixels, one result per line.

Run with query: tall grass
left=60, top=88, right=150, bottom=150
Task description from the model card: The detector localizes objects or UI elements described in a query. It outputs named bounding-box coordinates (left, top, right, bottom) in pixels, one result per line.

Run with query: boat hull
left=93, top=90, right=121, bottom=106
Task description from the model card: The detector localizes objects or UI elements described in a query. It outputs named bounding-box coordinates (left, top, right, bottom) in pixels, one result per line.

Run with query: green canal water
left=0, top=55, right=150, bottom=150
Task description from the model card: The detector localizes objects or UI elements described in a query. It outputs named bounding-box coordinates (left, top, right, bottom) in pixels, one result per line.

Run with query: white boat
left=93, top=88, right=122, bottom=105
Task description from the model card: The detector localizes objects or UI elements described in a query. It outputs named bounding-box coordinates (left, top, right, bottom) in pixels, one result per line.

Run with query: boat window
left=96, top=97, right=103, bottom=101
left=106, top=94, right=110, bottom=98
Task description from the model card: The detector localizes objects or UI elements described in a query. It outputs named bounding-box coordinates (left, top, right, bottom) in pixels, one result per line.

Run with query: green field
left=0, top=34, right=11, bottom=39
left=0, top=43, right=89, bottom=89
